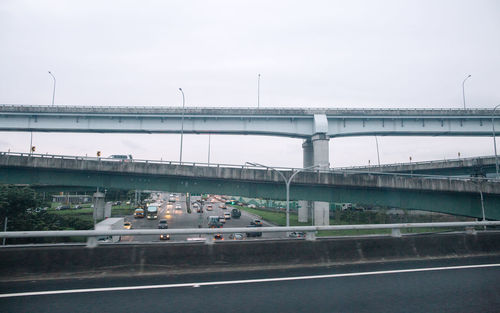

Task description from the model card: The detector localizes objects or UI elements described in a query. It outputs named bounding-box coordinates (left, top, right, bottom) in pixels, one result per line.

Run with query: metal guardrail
left=1, top=104, right=497, bottom=113
left=1, top=221, right=499, bottom=242
left=1, top=151, right=497, bottom=183
left=339, top=155, right=497, bottom=171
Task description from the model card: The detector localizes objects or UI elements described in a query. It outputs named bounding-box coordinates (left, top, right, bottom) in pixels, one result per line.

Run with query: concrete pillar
left=314, top=201, right=329, bottom=226
left=299, top=139, right=314, bottom=222
left=104, top=202, right=112, bottom=218
left=312, top=133, right=330, bottom=225
left=311, top=133, right=330, bottom=169
left=298, top=200, right=309, bottom=222
left=302, top=139, right=314, bottom=167
left=93, top=192, right=105, bottom=221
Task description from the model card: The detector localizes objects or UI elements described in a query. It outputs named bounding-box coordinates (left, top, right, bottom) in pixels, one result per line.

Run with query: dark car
left=55, top=205, right=71, bottom=211
left=158, top=219, right=168, bottom=229
left=231, top=208, right=241, bottom=218
left=160, top=234, right=170, bottom=240
left=213, top=234, right=224, bottom=241
left=246, top=224, right=262, bottom=237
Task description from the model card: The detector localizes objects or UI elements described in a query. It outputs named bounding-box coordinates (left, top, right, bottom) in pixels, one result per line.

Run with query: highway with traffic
left=1, top=255, right=498, bottom=313
left=120, top=193, right=285, bottom=242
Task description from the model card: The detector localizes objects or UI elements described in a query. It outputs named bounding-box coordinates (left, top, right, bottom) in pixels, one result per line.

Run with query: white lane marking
left=1, top=263, right=499, bottom=298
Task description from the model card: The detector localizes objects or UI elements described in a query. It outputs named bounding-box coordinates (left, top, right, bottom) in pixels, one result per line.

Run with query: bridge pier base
left=314, top=201, right=330, bottom=226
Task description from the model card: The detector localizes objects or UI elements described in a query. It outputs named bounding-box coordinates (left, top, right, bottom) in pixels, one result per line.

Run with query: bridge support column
left=312, top=133, right=330, bottom=225
left=299, top=139, right=314, bottom=223
left=298, top=134, right=331, bottom=225
left=93, top=192, right=105, bottom=222
left=311, top=133, right=330, bottom=169
left=313, top=201, right=329, bottom=226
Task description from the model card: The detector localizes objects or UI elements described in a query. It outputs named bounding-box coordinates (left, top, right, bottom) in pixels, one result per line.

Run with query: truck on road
left=95, top=218, right=123, bottom=243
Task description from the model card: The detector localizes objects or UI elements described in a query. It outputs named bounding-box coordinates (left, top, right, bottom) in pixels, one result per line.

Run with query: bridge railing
left=1, top=151, right=498, bottom=183
left=1, top=221, right=499, bottom=246
left=338, top=155, right=497, bottom=171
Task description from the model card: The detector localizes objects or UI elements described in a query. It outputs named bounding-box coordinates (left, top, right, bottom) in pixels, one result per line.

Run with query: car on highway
left=158, top=219, right=168, bottom=229
left=288, top=231, right=306, bottom=238
left=228, top=233, right=245, bottom=240
left=123, top=221, right=132, bottom=229
left=206, top=205, right=213, bottom=211
left=219, top=216, right=226, bottom=224
left=213, top=234, right=224, bottom=240
left=220, top=204, right=227, bottom=209
left=109, top=154, right=133, bottom=162
left=160, top=234, right=170, bottom=240
left=175, top=203, right=182, bottom=209
left=231, top=208, right=241, bottom=218
left=224, top=212, right=231, bottom=220
left=208, top=216, right=222, bottom=228
left=55, top=205, right=71, bottom=211
left=250, top=219, right=263, bottom=226
left=246, top=224, right=262, bottom=237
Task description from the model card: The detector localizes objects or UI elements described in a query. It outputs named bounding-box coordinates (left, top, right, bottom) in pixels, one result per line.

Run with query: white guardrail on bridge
left=1, top=222, right=500, bottom=246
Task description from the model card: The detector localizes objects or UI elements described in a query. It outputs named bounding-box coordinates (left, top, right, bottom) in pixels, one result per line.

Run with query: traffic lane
left=3, top=255, right=499, bottom=295
left=2, top=258, right=499, bottom=313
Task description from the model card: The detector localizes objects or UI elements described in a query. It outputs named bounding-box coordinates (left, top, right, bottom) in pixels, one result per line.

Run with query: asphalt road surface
left=1, top=256, right=499, bottom=313
left=120, top=193, right=286, bottom=242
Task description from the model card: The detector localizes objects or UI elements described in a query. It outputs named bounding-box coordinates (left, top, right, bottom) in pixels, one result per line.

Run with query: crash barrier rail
left=1, top=151, right=497, bottom=183
left=1, top=221, right=499, bottom=246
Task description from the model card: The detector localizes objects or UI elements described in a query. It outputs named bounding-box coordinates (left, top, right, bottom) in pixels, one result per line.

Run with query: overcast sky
left=1, top=0, right=499, bottom=168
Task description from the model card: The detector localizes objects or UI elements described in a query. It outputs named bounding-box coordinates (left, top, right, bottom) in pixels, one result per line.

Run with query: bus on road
left=147, top=204, right=158, bottom=220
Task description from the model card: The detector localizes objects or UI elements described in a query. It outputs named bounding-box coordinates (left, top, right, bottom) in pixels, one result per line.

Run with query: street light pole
left=178, top=88, right=185, bottom=163
left=462, top=74, right=471, bottom=109
left=48, top=71, right=56, bottom=105
left=246, top=162, right=320, bottom=227
left=492, top=104, right=500, bottom=178
left=208, top=134, right=211, bottom=165
left=375, top=136, right=381, bottom=167
left=257, top=74, right=261, bottom=109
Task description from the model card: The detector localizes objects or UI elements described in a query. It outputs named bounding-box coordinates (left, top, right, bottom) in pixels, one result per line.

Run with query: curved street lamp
left=178, top=88, right=185, bottom=163
left=48, top=71, right=56, bottom=105
left=462, top=74, right=471, bottom=109
left=246, top=162, right=320, bottom=227
left=492, top=104, right=500, bottom=178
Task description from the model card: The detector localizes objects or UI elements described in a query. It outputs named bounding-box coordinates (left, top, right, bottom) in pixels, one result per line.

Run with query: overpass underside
left=0, top=155, right=498, bottom=220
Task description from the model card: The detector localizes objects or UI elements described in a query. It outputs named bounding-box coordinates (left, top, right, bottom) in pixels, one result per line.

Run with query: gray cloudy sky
left=1, top=0, right=499, bottom=167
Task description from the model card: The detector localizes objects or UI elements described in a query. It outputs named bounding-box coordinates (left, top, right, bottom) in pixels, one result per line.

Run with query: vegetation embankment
left=235, top=205, right=473, bottom=236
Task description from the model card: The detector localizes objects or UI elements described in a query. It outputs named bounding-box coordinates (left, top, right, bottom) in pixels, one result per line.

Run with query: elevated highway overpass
left=343, top=155, right=498, bottom=177
left=3, top=104, right=499, bottom=223
left=0, top=152, right=499, bottom=220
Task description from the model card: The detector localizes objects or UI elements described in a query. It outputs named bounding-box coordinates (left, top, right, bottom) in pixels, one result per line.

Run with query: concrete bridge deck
left=0, top=152, right=499, bottom=219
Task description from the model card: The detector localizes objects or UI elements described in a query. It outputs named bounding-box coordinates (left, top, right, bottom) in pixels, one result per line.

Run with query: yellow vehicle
left=134, top=208, right=145, bottom=218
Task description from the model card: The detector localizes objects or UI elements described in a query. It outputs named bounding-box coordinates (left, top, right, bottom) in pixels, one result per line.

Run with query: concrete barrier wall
left=2, top=232, right=500, bottom=280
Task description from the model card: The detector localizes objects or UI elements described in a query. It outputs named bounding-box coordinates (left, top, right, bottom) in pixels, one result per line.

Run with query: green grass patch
left=237, top=206, right=462, bottom=236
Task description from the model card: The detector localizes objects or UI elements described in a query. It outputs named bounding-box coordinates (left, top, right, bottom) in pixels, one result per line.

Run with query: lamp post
left=178, top=88, right=185, bottom=163
left=462, top=74, right=471, bottom=109
left=257, top=74, right=261, bottom=109
left=246, top=162, right=320, bottom=227
left=48, top=71, right=56, bottom=105
left=492, top=104, right=500, bottom=178
left=375, top=136, right=381, bottom=167
left=207, top=134, right=211, bottom=165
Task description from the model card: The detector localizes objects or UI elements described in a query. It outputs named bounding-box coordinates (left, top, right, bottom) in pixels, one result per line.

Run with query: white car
left=224, top=212, right=231, bottom=220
